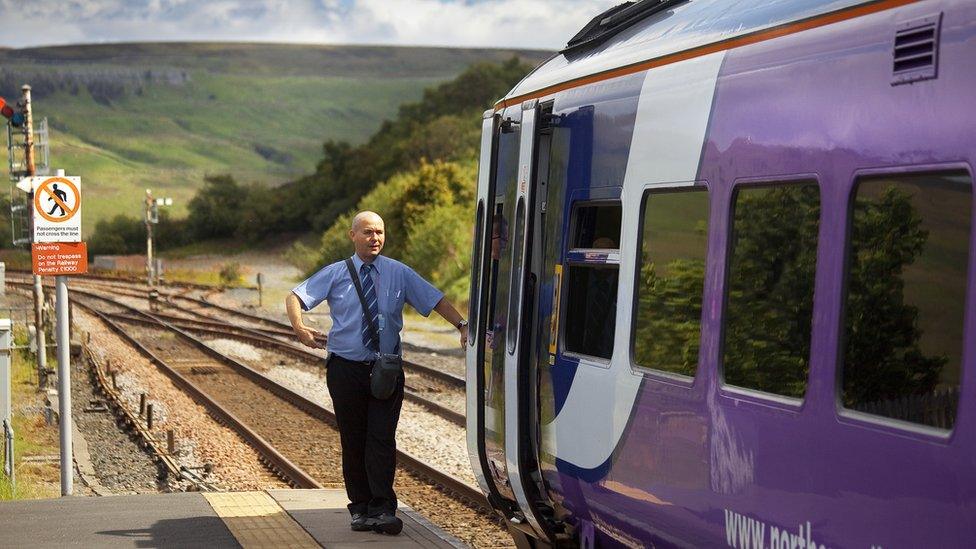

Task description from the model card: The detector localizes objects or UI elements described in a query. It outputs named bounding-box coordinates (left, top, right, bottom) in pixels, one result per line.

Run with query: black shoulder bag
left=345, top=259, right=402, bottom=400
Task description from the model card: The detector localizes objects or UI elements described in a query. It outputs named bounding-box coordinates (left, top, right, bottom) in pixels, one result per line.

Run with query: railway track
left=59, top=275, right=467, bottom=389
left=103, top=309, right=466, bottom=425
left=40, top=287, right=505, bottom=544
left=11, top=277, right=465, bottom=425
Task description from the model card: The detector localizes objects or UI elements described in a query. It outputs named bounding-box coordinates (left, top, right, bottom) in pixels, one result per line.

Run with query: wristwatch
left=456, top=319, right=468, bottom=330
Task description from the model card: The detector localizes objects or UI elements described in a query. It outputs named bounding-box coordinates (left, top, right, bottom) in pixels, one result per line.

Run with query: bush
left=288, top=159, right=477, bottom=306
left=88, top=214, right=144, bottom=255
left=402, top=201, right=473, bottom=304
left=218, top=262, right=242, bottom=286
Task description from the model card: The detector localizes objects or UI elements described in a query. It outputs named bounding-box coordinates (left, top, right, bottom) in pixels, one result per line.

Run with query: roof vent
left=562, top=0, right=687, bottom=55
left=892, top=13, right=941, bottom=85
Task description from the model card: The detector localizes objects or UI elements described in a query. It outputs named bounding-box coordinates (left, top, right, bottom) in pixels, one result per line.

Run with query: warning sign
left=32, top=176, right=81, bottom=243
left=32, top=242, right=88, bottom=276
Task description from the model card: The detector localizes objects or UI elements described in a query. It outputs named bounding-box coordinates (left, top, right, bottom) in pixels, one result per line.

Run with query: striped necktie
left=359, top=263, right=380, bottom=352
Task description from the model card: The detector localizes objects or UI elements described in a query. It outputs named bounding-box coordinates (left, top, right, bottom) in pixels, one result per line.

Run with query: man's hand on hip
left=295, top=325, right=328, bottom=349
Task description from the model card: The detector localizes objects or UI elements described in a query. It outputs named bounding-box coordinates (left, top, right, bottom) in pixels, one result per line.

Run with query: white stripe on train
left=542, top=51, right=727, bottom=470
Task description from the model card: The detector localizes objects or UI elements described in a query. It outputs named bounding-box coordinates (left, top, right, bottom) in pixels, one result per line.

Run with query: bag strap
left=345, top=258, right=381, bottom=352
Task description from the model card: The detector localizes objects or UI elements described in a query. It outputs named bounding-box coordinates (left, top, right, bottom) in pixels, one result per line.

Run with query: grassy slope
left=0, top=43, right=549, bottom=233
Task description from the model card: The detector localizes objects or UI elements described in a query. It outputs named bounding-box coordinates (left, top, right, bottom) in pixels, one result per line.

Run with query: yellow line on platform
left=203, top=491, right=320, bottom=549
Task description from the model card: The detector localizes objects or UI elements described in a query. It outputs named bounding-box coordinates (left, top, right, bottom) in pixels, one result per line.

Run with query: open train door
left=467, top=101, right=563, bottom=546
left=466, top=108, right=518, bottom=518
left=503, top=98, right=564, bottom=545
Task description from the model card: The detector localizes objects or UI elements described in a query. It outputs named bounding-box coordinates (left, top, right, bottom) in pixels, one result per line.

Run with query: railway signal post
left=29, top=169, right=87, bottom=496
left=144, top=190, right=172, bottom=287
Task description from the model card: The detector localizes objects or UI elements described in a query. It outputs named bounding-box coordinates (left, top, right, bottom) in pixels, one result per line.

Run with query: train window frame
left=718, top=176, right=822, bottom=410
left=559, top=198, right=623, bottom=365
left=629, top=183, right=710, bottom=385
left=835, top=165, right=974, bottom=439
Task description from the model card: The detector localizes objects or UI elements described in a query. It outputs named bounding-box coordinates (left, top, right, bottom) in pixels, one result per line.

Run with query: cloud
left=0, top=0, right=619, bottom=49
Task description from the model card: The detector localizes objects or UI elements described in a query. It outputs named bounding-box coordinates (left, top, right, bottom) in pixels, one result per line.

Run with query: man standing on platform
left=285, top=210, right=468, bottom=535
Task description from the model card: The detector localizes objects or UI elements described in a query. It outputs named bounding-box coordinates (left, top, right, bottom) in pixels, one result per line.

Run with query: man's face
left=350, top=215, right=385, bottom=260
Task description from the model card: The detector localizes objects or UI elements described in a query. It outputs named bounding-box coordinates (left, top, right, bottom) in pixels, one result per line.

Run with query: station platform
left=0, top=489, right=466, bottom=548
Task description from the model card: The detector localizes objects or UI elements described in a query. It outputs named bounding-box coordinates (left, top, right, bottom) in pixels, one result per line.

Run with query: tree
left=277, top=57, right=533, bottom=233
left=186, top=174, right=244, bottom=240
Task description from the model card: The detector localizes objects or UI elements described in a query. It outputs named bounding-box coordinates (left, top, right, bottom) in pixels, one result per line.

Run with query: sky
left=0, top=0, right=621, bottom=50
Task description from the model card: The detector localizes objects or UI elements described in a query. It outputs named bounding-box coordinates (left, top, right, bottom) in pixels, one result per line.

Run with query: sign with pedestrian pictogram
left=32, top=242, right=88, bottom=276
left=31, top=176, right=81, bottom=243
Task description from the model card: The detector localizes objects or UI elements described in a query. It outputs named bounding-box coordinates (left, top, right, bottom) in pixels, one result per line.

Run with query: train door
left=468, top=101, right=563, bottom=545
left=467, top=106, right=521, bottom=512
left=504, top=99, right=562, bottom=544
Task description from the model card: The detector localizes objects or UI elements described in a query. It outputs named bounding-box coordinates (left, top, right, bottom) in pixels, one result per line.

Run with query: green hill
left=0, top=43, right=548, bottom=233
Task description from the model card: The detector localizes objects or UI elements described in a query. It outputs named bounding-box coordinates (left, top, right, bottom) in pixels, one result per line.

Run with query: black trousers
left=326, top=353, right=405, bottom=517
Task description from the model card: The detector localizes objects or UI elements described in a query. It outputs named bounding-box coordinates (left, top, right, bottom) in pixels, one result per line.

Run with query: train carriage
left=465, top=0, right=976, bottom=547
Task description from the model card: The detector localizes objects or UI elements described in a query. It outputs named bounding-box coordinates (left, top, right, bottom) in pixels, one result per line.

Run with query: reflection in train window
left=842, top=172, right=972, bottom=430
left=632, top=187, right=709, bottom=377
left=723, top=182, right=821, bottom=399
left=564, top=265, right=618, bottom=360
left=573, top=203, right=622, bottom=249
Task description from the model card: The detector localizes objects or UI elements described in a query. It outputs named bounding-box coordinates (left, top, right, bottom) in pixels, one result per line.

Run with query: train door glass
left=468, top=201, right=485, bottom=343
left=507, top=198, right=527, bottom=350
left=481, top=109, right=521, bottom=495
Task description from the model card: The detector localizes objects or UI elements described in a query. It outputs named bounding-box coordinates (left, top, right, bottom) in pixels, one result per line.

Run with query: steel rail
left=104, top=310, right=468, bottom=427
left=63, top=286, right=488, bottom=510
left=57, top=275, right=468, bottom=388
left=73, top=298, right=322, bottom=489
left=82, top=345, right=221, bottom=491
left=175, top=290, right=467, bottom=387
left=6, top=267, right=233, bottom=291
left=8, top=273, right=467, bottom=388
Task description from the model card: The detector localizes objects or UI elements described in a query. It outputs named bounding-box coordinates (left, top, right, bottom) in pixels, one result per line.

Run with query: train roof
left=499, top=0, right=887, bottom=108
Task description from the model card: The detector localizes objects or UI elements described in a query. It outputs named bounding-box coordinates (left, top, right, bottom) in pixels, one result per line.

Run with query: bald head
left=349, top=210, right=386, bottom=262
left=351, top=210, right=384, bottom=232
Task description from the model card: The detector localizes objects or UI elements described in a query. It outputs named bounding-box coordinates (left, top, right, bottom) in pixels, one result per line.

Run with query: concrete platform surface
left=0, top=489, right=466, bottom=548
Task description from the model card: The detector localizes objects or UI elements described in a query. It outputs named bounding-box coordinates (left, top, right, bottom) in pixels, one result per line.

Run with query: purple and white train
left=465, top=0, right=976, bottom=547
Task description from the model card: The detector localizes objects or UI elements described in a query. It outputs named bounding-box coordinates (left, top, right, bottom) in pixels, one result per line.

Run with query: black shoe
left=370, top=513, right=403, bottom=535
left=350, top=513, right=371, bottom=531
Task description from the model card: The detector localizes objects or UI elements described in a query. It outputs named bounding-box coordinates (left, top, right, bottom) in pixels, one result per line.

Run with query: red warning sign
left=32, top=242, right=88, bottom=276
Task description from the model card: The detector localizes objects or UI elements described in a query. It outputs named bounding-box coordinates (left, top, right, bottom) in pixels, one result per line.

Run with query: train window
left=507, top=198, right=527, bottom=352
left=468, top=201, right=485, bottom=339
left=723, top=182, right=820, bottom=399
left=841, top=172, right=972, bottom=429
left=564, top=265, right=618, bottom=359
left=574, top=203, right=622, bottom=249
left=632, top=187, right=709, bottom=377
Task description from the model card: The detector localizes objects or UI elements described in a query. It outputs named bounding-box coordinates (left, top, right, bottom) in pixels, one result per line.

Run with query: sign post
left=28, top=172, right=85, bottom=497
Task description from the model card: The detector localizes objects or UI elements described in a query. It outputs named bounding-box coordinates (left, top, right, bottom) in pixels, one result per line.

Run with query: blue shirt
left=292, top=254, right=444, bottom=361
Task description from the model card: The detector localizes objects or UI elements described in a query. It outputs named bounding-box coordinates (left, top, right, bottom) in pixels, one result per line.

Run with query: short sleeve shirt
left=291, top=255, right=444, bottom=361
